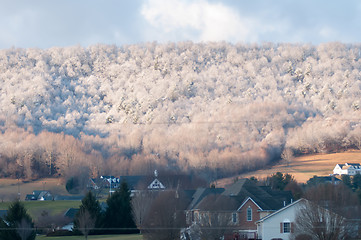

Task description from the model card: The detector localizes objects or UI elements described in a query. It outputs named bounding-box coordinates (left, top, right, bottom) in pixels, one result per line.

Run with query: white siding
left=257, top=201, right=303, bottom=240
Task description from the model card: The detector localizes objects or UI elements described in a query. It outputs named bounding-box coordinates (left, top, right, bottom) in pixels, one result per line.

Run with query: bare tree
left=143, top=190, right=188, bottom=240
left=292, top=184, right=361, bottom=239
left=132, top=191, right=156, bottom=233
left=16, top=218, right=34, bottom=240
left=281, top=148, right=294, bottom=167
left=199, top=211, right=230, bottom=240
left=292, top=200, right=348, bottom=240
left=35, top=210, right=69, bottom=234
left=76, top=209, right=95, bottom=240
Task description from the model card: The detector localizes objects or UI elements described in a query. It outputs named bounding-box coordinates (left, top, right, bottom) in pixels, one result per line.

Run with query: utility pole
left=109, top=177, right=112, bottom=196
left=17, top=178, right=20, bottom=200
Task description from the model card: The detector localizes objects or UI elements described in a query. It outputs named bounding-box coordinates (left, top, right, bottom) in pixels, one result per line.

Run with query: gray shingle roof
left=187, top=187, right=225, bottom=210
left=64, top=208, right=79, bottom=219
left=190, top=179, right=293, bottom=212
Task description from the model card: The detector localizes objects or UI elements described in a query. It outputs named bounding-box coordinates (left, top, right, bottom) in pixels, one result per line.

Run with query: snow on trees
left=0, top=42, right=360, bottom=178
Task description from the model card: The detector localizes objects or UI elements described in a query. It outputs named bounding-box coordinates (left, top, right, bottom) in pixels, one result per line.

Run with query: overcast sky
left=1, top=0, right=361, bottom=49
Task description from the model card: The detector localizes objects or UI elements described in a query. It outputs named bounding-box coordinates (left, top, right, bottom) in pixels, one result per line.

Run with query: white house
left=256, top=199, right=305, bottom=240
left=333, top=163, right=361, bottom=176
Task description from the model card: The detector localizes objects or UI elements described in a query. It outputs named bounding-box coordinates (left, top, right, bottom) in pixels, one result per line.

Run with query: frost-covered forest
left=0, top=42, right=361, bottom=180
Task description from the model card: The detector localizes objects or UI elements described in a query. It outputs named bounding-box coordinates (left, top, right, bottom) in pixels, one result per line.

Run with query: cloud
left=140, top=0, right=260, bottom=42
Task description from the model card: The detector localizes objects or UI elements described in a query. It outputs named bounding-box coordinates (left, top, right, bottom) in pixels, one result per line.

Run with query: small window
left=283, top=222, right=291, bottom=233
left=232, top=212, right=237, bottom=223
left=247, top=206, right=252, bottom=221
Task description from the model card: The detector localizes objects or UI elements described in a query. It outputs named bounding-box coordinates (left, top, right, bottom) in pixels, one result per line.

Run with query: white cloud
left=140, top=0, right=260, bottom=42
left=319, top=26, right=337, bottom=39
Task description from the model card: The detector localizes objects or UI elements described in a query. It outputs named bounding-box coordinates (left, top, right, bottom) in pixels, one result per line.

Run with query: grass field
left=36, top=234, right=143, bottom=240
left=218, top=150, right=361, bottom=186
left=0, top=200, right=82, bottom=218
left=0, top=178, right=67, bottom=201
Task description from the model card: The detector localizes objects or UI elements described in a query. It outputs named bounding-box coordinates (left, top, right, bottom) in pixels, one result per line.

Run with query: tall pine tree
left=104, top=180, right=137, bottom=234
left=0, top=200, right=36, bottom=240
left=74, top=191, right=103, bottom=235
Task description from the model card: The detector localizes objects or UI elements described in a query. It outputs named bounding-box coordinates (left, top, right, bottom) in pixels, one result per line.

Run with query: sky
left=1, top=0, right=361, bottom=49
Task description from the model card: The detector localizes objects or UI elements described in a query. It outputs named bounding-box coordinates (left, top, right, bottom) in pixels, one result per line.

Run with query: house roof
left=25, top=194, right=37, bottom=200
left=256, top=198, right=305, bottom=224
left=196, top=194, right=239, bottom=211
left=310, top=176, right=341, bottom=182
left=120, top=176, right=143, bottom=190
left=187, top=187, right=225, bottom=210
left=336, top=163, right=361, bottom=170
left=64, top=208, right=79, bottom=219
left=226, top=179, right=293, bottom=210
left=189, top=179, right=293, bottom=212
left=221, top=178, right=248, bottom=196
left=32, top=190, right=50, bottom=198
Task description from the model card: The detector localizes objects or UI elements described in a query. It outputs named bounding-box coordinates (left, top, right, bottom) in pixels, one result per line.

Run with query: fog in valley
left=0, top=42, right=360, bottom=180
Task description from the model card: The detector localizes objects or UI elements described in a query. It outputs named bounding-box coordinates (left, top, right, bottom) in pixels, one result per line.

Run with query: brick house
left=185, top=179, right=293, bottom=239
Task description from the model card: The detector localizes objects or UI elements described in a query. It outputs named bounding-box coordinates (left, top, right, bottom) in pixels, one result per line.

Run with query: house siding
left=257, top=201, right=303, bottom=240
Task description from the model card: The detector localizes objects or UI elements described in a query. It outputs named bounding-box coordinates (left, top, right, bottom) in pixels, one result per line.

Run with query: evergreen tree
left=269, top=172, right=294, bottom=190
left=74, top=191, right=103, bottom=234
left=352, top=173, right=361, bottom=190
left=104, top=180, right=137, bottom=234
left=0, top=200, right=36, bottom=240
left=341, top=174, right=352, bottom=188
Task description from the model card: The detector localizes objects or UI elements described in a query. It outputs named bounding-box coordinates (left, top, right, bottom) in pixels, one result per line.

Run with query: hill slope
left=0, top=42, right=360, bottom=178
left=217, top=150, right=361, bottom=185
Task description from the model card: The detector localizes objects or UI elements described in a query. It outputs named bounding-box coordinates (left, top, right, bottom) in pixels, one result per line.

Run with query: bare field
left=218, top=150, right=361, bottom=186
left=0, top=178, right=67, bottom=201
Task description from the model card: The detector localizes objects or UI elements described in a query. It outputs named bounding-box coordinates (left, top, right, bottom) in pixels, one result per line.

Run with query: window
left=247, top=206, right=252, bottom=221
left=232, top=212, right=237, bottom=223
left=283, top=222, right=291, bottom=233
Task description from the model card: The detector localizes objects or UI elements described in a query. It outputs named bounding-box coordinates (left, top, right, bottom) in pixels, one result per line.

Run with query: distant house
left=89, top=170, right=168, bottom=196
left=100, top=176, right=120, bottom=190
left=62, top=208, right=79, bottom=231
left=185, top=179, right=294, bottom=239
left=333, top=163, right=361, bottom=176
left=25, top=190, right=52, bottom=201
left=307, top=175, right=342, bottom=186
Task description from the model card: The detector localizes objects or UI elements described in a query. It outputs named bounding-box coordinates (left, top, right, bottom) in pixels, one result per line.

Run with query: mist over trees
left=0, top=42, right=360, bottom=179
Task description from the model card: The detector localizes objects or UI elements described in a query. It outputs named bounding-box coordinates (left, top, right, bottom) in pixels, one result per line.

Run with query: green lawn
left=0, top=200, right=82, bottom=218
left=36, top=234, right=143, bottom=240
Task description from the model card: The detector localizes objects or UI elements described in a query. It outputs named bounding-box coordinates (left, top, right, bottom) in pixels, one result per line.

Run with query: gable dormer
left=148, top=178, right=165, bottom=190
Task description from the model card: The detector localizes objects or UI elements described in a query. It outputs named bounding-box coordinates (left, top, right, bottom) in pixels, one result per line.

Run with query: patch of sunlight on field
left=218, top=150, right=361, bottom=185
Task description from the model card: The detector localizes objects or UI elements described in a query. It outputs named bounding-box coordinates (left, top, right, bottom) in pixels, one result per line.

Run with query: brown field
left=0, top=178, right=67, bottom=201
left=217, top=150, right=361, bottom=186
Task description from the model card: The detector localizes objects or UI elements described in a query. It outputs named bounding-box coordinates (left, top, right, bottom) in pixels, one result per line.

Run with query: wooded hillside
left=0, top=42, right=360, bottom=179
